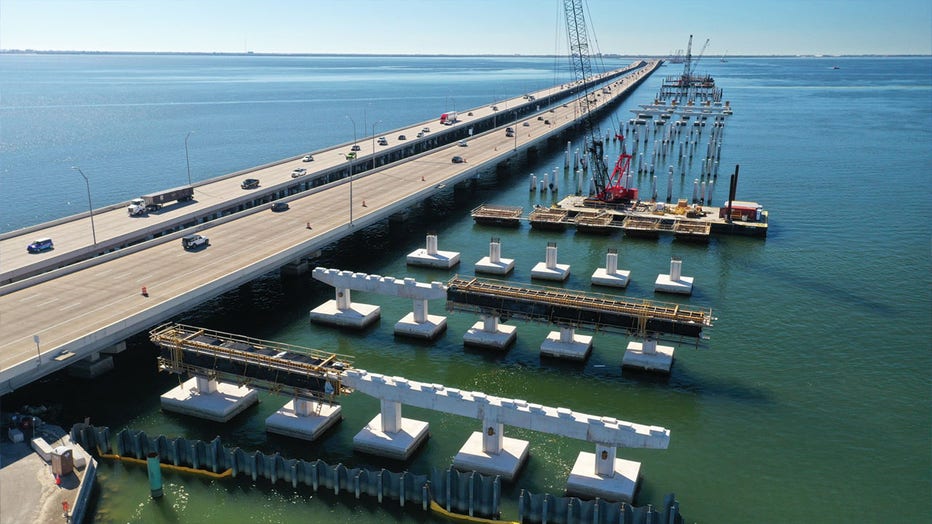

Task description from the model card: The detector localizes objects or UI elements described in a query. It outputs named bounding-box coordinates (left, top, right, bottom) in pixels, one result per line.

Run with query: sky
left=1, top=0, right=930, bottom=56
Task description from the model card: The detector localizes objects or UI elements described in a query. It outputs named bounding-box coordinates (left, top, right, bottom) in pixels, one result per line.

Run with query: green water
left=3, top=56, right=930, bottom=523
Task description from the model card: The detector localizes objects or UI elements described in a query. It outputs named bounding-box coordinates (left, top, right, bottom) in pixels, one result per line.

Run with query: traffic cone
left=362, top=200, right=367, bottom=207
left=55, top=473, right=61, bottom=486
left=141, top=286, right=148, bottom=297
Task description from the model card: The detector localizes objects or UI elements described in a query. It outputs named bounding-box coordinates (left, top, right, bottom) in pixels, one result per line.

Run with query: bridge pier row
left=623, top=336, right=675, bottom=373
left=309, top=284, right=381, bottom=329
left=540, top=325, right=592, bottom=360
left=266, top=397, right=343, bottom=441
left=353, top=397, right=430, bottom=461
left=394, top=296, right=447, bottom=340
left=463, top=314, right=516, bottom=350
left=406, top=234, right=460, bottom=269
left=160, top=375, right=258, bottom=423
left=453, top=419, right=529, bottom=481
left=475, top=238, right=515, bottom=275
left=531, top=242, right=570, bottom=281
left=565, top=443, right=641, bottom=503
left=591, top=249, right=630, bottom=288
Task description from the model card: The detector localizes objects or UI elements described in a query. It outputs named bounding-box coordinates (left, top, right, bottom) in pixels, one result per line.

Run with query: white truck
left=127, top=186, right=194, bottom=216
left=440, top=111, right=458, bottom=125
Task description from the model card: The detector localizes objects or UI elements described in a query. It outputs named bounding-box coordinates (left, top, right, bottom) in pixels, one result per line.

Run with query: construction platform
left=528, top=207, right=569, bottom=230
left=446, top=276, right=713, bottom=339
left=470, top=204, right=523, bottom=227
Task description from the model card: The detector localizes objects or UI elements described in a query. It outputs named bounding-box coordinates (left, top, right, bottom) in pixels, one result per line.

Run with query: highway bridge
left=0, top=60, right=662, bottom=394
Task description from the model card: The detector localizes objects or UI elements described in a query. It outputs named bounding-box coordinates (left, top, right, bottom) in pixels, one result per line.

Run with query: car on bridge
left=458, top=140, right=468, bottom=147
left=270, top=202, right=289, bottom=212
left=241, top=178, right=260, bottom=189
left=452, top=156, right=465, bottom=164
left=302, top=154, right=314, bottom=162
left=397, top=134, right=407, bottom=140
left=27, top=237, right=54, bottom=254
left=291, top=168, right=307, bottom=178
left=351, top=144, right=361, bottom=152
left=181, top=234, right=209, bottom=250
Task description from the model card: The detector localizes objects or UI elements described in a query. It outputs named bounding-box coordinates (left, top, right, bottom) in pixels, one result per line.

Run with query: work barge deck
left=472, top=197, right=767, bottom=238
left=445, top=276, right=714, bottom=339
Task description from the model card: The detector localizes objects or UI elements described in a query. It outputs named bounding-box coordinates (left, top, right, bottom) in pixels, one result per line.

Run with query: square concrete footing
left=67, top=355, right=114, bottom=379
left=565, top=451, right=641, bottom=503
left=160, top=378, right=259, bottom=423
left=353, top=415, right=430, bottom=461
left=310, top=300, right=380, bottom=328
left=407, top=249, right=461, bottom=269
left=531, top=262, right=570, bottom=281
left=654, top=274, right=694, bottom=295
left=394, top=313, right=447, bottom=340
left=591, top=268, right=631, bottom=288
left=540, top=332, right=592, bottom=360
left=622, top=341, right=675, bottom=373
left=463, top=322, right=517, bottom=350
left=475, top=257, right=515, bottom=275
left=452, top=431, right=530, bottom=481
left=266, top=400, right=342, bottom=441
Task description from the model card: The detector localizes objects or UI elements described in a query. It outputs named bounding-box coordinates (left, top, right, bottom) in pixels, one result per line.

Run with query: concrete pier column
left=412, top=298, right=429, bottom=323
left=464, top=313, right=517, bottom=350
left=482, top=421, right=504, bottom=454
left=426, top=234, right=438, bottom=256
left=541, top=324, right=592, bottom=360
left=594, top=444, right=617, bottom=477
left=335, top=287, right=351, bottom=310
left=489, top=239, right=501, bottom=264
left=606, top=251, right=618, bottom=275
left=670, top=258, right=682, bottom=281
left=483, top=314, right=499, bottom=332
left=545, top=243, right=558, bottom=269
left=195, top=375, right=218, bottom=394
left=559, top=326, right=576, bottom=343
left=529, top=174, right=537, bottom=191
left=623, top=335, right=674, bottom=373
left=381, top=399, right=403, bottom=434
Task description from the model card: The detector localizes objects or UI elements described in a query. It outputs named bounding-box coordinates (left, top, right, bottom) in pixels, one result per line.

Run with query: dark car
left=241, top=178, right=260, bottom=189
left=398, top=134, right=407, bottom=140
left=271, top=202, right=289, bottom=212
left=351, top=144, right=361, bottom=152
left=452, top=156, right=465, bottom=164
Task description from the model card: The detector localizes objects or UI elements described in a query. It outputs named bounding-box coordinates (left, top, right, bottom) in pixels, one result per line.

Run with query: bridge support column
left=591, top=249, right=630, bottom=288
left=407, top=233, right=460, bottom=269
left=266, top=396, right=343, bottom=441
left=395, top=296, right=447, bottom=340
left=531, top=242, right=570, bottom=281
left=654, top=257, right=693, bottom=295
left=453, top=417, right=529, bottom=481
left=566, top=442, right=641, bottom=503
left=540, top=325, right=592, bottom=360
left=160, top=375, right=258, bottom=423
left=310, top=275, right=381, bottom=329
left=475, top=238, right=514, bottom=275
left=353, top=396, right=430, bottom=461
left=67, top=351, right=114, bottom=379
left=463, top=314, right=516, bottom=350
left=623, top=336, right=675, bottom=373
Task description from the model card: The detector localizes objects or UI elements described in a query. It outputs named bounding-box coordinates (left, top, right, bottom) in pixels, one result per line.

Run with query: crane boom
left=562, top=0, right=637, bottom=202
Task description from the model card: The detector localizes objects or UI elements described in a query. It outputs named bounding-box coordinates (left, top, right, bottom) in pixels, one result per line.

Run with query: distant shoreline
left=1, top=49, right=929, bottom=58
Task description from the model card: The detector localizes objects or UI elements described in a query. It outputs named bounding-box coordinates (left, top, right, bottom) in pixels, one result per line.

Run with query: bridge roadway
left=0, top=60, right=662, bottom=394
left=0, top=61, right=652, bottom=286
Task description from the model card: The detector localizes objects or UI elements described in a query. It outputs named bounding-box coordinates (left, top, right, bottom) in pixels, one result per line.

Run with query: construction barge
left=471, top=197, right=767, bottom=239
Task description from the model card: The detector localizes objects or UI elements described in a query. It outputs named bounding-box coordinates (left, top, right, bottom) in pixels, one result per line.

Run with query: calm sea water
left=1, top=54, right=930, bottom=523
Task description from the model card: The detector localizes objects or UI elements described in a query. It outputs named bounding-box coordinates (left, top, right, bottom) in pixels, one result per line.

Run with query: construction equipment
left=562, top=0, right=637, bottom=203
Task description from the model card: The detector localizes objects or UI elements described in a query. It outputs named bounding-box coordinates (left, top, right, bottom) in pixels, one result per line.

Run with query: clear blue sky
left=1, top=0, right=930, bottom=56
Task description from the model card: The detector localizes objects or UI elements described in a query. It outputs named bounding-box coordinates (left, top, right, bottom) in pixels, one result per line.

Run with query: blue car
left=27, top=237, right=54, bottom=253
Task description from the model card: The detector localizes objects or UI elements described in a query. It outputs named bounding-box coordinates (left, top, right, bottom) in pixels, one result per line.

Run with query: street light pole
left=72, top=166, right=97, bottom=245
left=371, top=120, right=381, bottom=170
left=345, top=115, right=357, bottom=226
left=184, top=131, right=194, bottom=186
left=513, top=111, right=519, bottom=151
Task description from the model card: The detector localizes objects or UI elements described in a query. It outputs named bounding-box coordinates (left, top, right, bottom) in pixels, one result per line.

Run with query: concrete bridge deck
left=0, top=62, right=650, bottom=286
left=0, top=61, right=662, bottom=394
